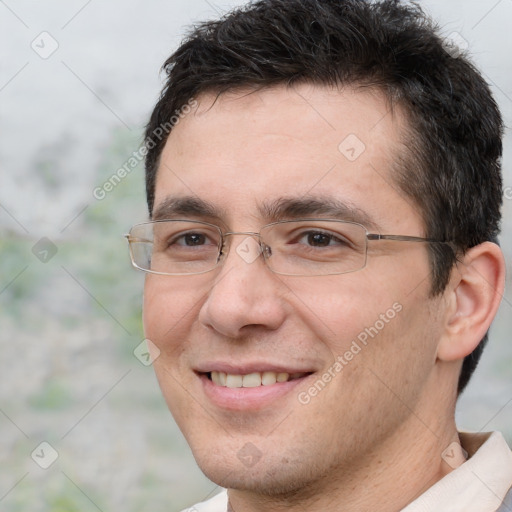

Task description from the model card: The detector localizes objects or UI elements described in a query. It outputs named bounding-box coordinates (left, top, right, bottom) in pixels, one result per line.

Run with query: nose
left=198, top=233, right=287, bottom=339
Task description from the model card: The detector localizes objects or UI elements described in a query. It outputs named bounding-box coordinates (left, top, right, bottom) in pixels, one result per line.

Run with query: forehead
left=154, top=84, right=422, bottom=233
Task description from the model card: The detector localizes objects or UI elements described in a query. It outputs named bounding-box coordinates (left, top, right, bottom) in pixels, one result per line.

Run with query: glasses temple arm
left=124, top=235, right=152, bottom=243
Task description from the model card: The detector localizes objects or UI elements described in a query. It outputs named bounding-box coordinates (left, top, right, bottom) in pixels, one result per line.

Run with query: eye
left=302, top=231, right=337, bottom=247
left=297, top=230, right=347, bottom=248
left=175, top=232, right=209, bottom=246
left=151, top=222, right=221, bottom=259
left=161, top=229, right=219, bottom=250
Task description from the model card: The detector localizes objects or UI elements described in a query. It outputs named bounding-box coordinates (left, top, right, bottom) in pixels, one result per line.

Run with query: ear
left=436, top=242, right=506, bottom=362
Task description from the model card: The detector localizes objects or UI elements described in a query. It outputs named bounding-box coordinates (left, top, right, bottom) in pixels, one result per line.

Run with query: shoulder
left=180, top=490, right=228, bottom=512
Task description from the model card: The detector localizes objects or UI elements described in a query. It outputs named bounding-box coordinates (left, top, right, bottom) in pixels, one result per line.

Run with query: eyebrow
left=152, top=196, right=226, bottom=221
left=152, top=195, right=382, bottom=231
left=259, top=196, right=382, bottom=231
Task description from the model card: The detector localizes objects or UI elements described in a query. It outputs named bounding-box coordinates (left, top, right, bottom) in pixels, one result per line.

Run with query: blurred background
left=1, top=0, right=511, bottom=510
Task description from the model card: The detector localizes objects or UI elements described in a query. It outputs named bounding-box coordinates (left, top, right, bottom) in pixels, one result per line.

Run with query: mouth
left=206, top=370, right=311, bottom=388
left=196, top=367, right=315, bottom=410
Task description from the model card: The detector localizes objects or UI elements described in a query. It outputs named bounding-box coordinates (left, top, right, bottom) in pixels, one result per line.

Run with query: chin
left=192, top=446, right=324, bottom=498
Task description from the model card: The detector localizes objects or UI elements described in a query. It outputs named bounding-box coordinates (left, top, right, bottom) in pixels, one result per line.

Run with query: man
left=125, top=0, right=512, bottom=510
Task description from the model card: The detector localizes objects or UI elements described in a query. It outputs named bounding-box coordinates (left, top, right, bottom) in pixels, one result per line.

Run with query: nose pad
left=217, top=241, right=226, bottom=263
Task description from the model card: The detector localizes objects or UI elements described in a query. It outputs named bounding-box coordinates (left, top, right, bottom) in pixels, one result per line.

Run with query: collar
left=401, top=431, right=512, bottom=512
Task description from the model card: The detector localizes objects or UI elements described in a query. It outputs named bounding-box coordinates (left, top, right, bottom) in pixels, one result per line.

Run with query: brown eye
left=296, top=230, right=348, bottom=248
left=180, top=233, right=207, bottom=246
left=306, top=232, right=334, bottom=247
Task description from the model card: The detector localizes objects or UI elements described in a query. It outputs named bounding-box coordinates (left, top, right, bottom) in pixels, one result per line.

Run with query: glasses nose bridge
left=221, top=230, right=263, bottom=252
left=220, top=230, right=271, bottom=263
left=223, top=230, right=261, bottom=239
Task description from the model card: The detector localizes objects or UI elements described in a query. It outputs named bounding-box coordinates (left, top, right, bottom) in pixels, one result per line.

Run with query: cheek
left=283, top=261, right=434, bottom=376
left=282, top=275, right=401, bottom=353
left=142, top=277, right=207, bottom=424
left=142, top=275, right=208, bottom=352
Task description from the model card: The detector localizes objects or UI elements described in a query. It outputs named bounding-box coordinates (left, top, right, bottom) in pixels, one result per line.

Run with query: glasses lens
left=128, top=221, right=222, bottom=275
left=261, top=220, right=367, bottom=276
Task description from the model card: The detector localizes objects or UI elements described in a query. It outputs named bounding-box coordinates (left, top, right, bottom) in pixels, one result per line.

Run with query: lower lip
left=198, top=373, right=312, bottom=411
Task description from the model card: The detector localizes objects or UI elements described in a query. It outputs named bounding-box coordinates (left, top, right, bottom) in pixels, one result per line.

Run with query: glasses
left=125, top=219, right=454, bottom=277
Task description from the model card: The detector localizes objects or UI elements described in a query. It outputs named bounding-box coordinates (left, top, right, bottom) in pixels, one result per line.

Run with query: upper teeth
left=210, top=371, right=303, bottom=388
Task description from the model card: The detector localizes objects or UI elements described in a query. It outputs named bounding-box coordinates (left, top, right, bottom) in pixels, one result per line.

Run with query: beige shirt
left=182, top=432, right=512, bottom=512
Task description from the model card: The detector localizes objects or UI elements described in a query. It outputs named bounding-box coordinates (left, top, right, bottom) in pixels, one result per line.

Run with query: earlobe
left=437, top=242, right=505, bottom=362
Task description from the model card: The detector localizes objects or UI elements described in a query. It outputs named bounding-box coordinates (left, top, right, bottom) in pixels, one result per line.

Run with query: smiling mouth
left=205, top=371, right=312, bottom=388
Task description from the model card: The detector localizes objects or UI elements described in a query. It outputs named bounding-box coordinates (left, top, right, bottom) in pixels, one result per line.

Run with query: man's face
left=143, top=85, right=444, bottom=494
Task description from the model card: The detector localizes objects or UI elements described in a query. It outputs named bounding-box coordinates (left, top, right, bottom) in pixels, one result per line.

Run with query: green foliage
left=47, top=494, right=83, bottom=512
